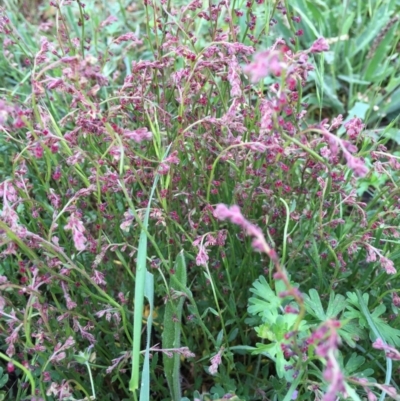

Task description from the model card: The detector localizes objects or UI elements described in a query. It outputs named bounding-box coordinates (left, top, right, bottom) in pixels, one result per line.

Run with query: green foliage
left=0, top=0, right=400, bottom=400
left=346, top=292, right=400, bottom=347
left=248, top=276, right=308, bottom=380
left=247, top=277, right=400, bottom=400
left=272, top=0, right=400, bottom=126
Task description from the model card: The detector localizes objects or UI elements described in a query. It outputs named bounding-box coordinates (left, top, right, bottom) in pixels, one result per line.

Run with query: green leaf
left=346, top=102, right=370, bottom=120
left=228, top=328, right=239, bottom=342
left=16, top=203, right=25, bottom=214
left=382, top=128, right=400, bottom=145
left=326, top=292, right=348, bottom=318
left=252, top=342, right=278, bottom=362
left=304, top=289, right=326, bottom=320
left=371, top=314, right=400, bottom=347
left=347, top=292, right=400, bottom=347
left=344, top=306, right=368, bottom=327
left=275, top=347, right=286, bottom=379
left=73, top=352, right=89, bottom=364
left=347, top=291, right=365, bottom=306
left=365, top=23, right=398, bottom=81
left=255, top=323, right=277, bottom=341
left=339, top=320, right=366, bottom=348
left=0, top=373, right=8, bottom=389
left=304, top=291, right=359, bottom=347
left=248, top=277, right=305, bottom=380
left=344, top=353, right=366, bottom=374
left=337, top=75, right=370, bottom=85
left=341, top=12, right=356, bottom=38
left=352, top=7, right=391, bottom=57
left=248, top=276, right=286, bottom=322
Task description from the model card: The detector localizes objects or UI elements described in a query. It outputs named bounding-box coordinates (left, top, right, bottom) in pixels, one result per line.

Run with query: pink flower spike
left=251, top=238, right=265, bottom=253
left=213, top=204, right=237, bottom=221
left=214, top=204, right=276, bottom=258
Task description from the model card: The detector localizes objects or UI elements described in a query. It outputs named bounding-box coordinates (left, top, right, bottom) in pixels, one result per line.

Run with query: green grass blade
left=162, top=251, right=187, bottom=400
left=139, top=271, right=154, bottom=401
left=129, top=145, right=171, bottom=396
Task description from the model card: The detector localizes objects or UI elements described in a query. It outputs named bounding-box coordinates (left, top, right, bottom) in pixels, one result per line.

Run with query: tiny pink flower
left=7, top=362, right=15, bottom=373
left=344, top=117, right=364, bottom=140
left=209, top=348, right=224, bottom=375
left=114, top=32, right=142, bottom=45
left=123, top=127, right=152, bottom=142
left=366, top=247, right=377, bottom=263
left=330, top=114, right=343, bottom=130
left=195, top=244, right=209, bottom=266
left=72, top=230, right=87, bottom=251
left=46, top=78, right=64, bottom=90
left=120, top=209, right=134, bottom=232
left=163, top=150, right=180, bottom=165
left=380, top=256, right=396, bottom=274
left=243, top=50, right=286, bottom=83
left=158, top=163, right=170, bottom=175
left=52, top=166, right=62, bottom=181
left=33, top=143, right=44, bottom=159
left=309, top=37, right=330, bottom=53
left=100, top=15, right=118, bottom=28
left=92, top=270, right=107, bottom=285
left=392, top=292, right=400, bottom=307
left=345, top=155, right=369, bottom=177
left=214, top=204, right=245, bottom=225
left=65, top=213, right=87, bottom=251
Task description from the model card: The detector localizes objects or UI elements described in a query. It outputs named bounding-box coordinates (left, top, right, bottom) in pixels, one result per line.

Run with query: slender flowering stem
left=213, top=204, right=305, bottom=333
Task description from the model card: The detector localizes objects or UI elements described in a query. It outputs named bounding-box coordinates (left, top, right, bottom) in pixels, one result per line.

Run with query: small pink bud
left=33, top=144, right=44, bottom=159
left=7, top=362, right=15, bottom=373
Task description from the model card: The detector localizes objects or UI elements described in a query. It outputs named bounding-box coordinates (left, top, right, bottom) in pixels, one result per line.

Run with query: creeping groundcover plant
left=0, top=0, right=400, bottom=400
